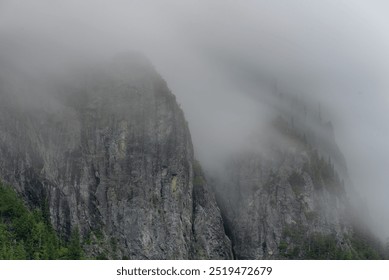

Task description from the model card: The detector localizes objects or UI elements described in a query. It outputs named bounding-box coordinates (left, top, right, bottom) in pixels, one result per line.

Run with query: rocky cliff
left=0, top=54, right=384, bottom=259
left=212, top=108, right=383, bottom=259
left=213, top=117, right=348, bottom=259
left=0, top=54, right=232, bottom=259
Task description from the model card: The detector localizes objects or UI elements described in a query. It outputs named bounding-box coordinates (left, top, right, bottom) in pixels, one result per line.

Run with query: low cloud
left=1, top=0, right=389, bottom=239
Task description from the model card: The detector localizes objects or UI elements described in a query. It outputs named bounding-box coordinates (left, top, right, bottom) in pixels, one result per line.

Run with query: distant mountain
left=211, top=93, right=385, bottom=259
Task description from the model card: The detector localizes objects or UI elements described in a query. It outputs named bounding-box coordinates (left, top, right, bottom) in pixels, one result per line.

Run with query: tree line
left=0, top=182, right=83, bottom=259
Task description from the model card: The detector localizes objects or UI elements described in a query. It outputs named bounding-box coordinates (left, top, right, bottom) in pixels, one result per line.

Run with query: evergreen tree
left=68, top=228, right=83, bottom=259
left=0, top=182, right=86, bottom=260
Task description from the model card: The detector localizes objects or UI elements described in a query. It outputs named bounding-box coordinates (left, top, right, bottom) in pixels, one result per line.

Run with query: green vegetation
left=273, top=116, right=344, bottom=194
left=348, top=231, right=384, bottom=260
left=193, top=160, right=205, bottom=188
left=307, top=149, right=344, bottom=194
left=0, top=182, right=83, bottom=259
left=304, top=233, right=350, bottom=259
left=279, top=224, right=385, bottom=259
left=83, top=228, right=117, bottom=260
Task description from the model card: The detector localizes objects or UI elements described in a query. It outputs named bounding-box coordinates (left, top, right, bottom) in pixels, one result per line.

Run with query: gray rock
left=213, top=116, right=354, bottom=259
left=0, top=54, right=232, bottom=259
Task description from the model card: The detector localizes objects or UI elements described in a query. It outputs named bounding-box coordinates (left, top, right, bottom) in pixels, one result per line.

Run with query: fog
left=1, top=0, right=389, bottom=239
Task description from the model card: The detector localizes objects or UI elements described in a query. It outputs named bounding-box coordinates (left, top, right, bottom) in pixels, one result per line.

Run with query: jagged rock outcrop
left=0, top=54, right=232, bottom=259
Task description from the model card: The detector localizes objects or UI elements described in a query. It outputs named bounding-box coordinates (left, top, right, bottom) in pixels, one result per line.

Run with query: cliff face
left=212, top=111, right=382, bottom=259
left=214, top=120, right=350, bottom=259
left=0, top=55, right=232, bottom=259
left=0, top=54, right=383, bottom=259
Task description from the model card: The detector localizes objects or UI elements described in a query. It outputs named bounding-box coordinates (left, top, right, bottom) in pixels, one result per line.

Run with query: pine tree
left=68, top=228, right=83, bottom=259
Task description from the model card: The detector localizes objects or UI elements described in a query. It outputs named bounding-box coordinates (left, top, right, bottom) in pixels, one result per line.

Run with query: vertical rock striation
left=0, top=54, right=232, bottom=259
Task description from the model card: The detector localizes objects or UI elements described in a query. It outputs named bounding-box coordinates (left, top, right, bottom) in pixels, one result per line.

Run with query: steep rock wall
left=213, top=117, right=354, bottom=259
left=0, top=55, right=232, bottom=259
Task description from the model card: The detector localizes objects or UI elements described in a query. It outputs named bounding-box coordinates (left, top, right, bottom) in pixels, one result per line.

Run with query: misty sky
left=1, top=0, right=389, bottom=239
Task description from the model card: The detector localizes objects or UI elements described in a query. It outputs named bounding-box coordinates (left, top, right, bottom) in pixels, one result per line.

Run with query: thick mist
left=1, top=0, right=389, bottom=239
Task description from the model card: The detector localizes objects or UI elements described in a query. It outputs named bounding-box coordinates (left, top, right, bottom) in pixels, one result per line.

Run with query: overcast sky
left=1, top=0, right=389, bottom=239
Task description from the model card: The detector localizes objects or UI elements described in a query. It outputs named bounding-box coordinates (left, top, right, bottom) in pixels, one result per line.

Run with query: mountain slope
left=0, top=54, right=384, bottom=259
left=212, top=111, right=385, bottom=259
left=0, top=54, right=232, bottom=259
